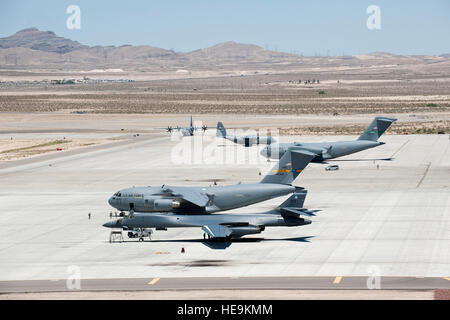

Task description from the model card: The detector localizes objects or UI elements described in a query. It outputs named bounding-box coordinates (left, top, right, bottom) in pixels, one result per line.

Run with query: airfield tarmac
left=0, top=126, right=449, bottom=298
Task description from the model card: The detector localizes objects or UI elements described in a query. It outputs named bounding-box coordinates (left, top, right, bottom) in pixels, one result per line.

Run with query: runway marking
left=333, top=276, right=342, bottom=284
left=148, top=278, right=160, bottom=285
left=390, top=139, right=409, bottom=158
left=416, top=162, right=431, bottom=188
left=444, top=277, right=450, bottom=281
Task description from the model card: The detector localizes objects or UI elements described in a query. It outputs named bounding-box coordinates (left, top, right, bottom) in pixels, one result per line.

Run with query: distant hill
left=186, top=41, right=294, bottom=61
left=0, top=27, right=448, bottom=72
left=0, top=28, right=87, bottom=54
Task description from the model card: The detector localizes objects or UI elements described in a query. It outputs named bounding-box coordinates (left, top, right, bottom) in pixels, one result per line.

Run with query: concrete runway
left=0, top=131, right=449, bottom=294
left=1, top=276, right=449, bottom=293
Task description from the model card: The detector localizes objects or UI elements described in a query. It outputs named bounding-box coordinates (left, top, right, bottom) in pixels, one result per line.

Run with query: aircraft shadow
left=327, top=157, right=394, bottom=162
left=145, top=236, right=314, bottom=250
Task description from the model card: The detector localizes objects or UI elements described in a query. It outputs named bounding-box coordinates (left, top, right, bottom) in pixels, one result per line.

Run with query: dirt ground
left=0, top=138, right=115, bottom=161
left=0, top=68, right=449, bottom=117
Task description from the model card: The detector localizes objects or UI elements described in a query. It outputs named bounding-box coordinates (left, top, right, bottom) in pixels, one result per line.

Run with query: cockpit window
left=114, top=192, right=121, bottom=197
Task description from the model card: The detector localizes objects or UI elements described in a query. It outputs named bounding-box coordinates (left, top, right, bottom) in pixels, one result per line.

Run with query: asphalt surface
left=0, top=276, right=449, bottom=293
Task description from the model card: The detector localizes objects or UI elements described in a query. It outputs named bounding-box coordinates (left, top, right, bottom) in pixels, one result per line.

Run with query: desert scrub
left=1, top=140, right=71, bottom=154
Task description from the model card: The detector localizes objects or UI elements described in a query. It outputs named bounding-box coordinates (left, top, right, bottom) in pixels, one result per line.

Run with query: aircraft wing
left=202, top=224, right=232, bottom=238
left=161, top=186, right=210, bottom=207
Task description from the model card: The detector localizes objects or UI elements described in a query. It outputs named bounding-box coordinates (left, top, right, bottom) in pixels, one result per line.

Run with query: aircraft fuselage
left=104, top=211, right=311, bottom=238
left=261, top=140, right=383, bottom=161
left=108, top=183, right=296, bottom=214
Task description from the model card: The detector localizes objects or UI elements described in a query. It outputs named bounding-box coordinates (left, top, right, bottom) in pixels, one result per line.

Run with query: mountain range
left=0, top=27, right=449, bottom=72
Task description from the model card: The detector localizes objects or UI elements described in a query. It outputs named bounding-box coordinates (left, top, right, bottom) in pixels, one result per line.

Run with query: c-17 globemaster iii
left=103, top=189, right=315, bottom=241
left=260, top=116, right=397, bottom=162
left=108, top=150, right=316, bottom=214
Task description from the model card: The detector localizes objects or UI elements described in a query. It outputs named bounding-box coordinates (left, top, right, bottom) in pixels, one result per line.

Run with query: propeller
left=176, top=126, right=181, bottom=131
left=202, top=125, right=208, bottom=132
left=166, top=126, right=173, bottom=133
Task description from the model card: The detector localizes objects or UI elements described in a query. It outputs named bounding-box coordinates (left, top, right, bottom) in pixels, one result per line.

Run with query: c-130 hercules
left=216, top=122, right=276, bottom=147
left=260, top=116, right=397, bottom=162
left=108, top=150, right=316, bottom=214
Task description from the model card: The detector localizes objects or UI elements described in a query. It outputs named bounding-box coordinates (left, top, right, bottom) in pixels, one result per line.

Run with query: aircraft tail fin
left=279, top=189, right=307, bottom=208
left=260, top=150, right=316, bottom=185
left=358, top=116, right=397, bottom=141
left=216, top=122, right=227, bottom=137
left=190, top=116, right=193, bottom=128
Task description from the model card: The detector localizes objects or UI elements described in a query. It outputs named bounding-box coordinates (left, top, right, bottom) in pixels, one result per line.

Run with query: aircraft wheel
left=139, top=237, right=144, bottom=242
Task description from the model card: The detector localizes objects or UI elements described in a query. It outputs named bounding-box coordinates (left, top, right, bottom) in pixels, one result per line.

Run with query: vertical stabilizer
left=279, top=190, right=308, bottom=208
left=260, top=150, right=316, bottom=185
left=358, top=116, right=397, bottom=141
left=216, top=122, right=227, bottom=137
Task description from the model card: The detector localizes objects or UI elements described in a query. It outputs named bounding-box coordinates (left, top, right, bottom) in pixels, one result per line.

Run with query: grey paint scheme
left=161, top=116, right=209, bottom=136
left=216, top=122, right=276, bottom=147
left=103, top=191, right=313, bottom=239
left=108, top=150, right=316, bottom=214
left=261, top=116, right=397, bottom=161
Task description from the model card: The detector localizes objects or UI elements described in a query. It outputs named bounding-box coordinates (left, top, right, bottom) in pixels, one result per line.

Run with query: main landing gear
left=203, top=233, right=231, bottom=242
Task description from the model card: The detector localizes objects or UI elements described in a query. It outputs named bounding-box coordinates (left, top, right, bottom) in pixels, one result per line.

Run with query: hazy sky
left=1, top=0, right=449, bottom=55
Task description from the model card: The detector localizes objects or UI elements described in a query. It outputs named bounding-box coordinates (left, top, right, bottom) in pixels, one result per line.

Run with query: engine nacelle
left=229, top=226, right=262, bottom=238
left=153, top=199, right=180, bottom=211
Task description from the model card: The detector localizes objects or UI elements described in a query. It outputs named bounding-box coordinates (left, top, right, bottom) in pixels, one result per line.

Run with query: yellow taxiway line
left=148, top=277, right=160, bottom=285
left=333, top=276, right=343, bottom=284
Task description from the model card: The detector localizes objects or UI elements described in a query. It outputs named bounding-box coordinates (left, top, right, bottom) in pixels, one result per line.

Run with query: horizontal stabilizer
left=280, top=207, right=316, bottom=217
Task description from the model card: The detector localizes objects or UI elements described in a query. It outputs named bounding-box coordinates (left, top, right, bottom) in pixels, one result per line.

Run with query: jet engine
left=153, top=199, right=181, bottom=211
left=229, top=225, right=262, bottom=238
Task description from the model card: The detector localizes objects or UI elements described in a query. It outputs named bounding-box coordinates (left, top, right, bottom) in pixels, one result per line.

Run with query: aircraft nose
left=108, top=196, right=115, bottom=207
left=103, top=221, right=114, bottom=228
left=103, top=220, right=122, bottom=228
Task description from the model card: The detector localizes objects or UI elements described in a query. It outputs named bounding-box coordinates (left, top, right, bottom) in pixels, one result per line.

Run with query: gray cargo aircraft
left=161, top=116, right=210, bottom=136
left=104, top=190, right=315, bottom=241
left=216, top=122, right=276, bottom=147
left=260, top=116, right=397, bottom=162
left=108, top=150, right=316, bottom=214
